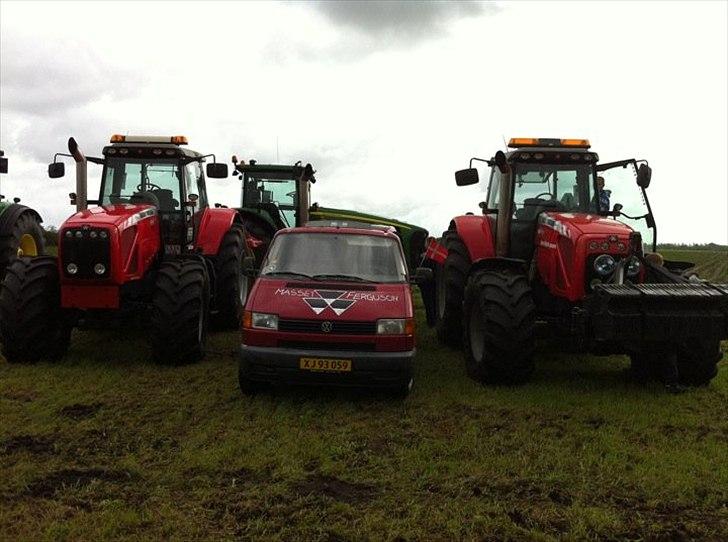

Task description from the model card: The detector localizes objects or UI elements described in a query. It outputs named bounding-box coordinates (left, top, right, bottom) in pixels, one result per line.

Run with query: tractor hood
left=543, top=212, right=634, bottom=237
left=62, top=204, right=157, bottom=231
left=249, top=277, right=413, bottom=321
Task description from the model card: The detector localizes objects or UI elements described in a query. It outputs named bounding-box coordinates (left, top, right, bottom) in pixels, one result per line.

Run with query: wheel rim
left=239, top=272, right=249, bottom=306
left=469, top=301, right=485, bottom=363
left=17, top=234, right=38, bottom=257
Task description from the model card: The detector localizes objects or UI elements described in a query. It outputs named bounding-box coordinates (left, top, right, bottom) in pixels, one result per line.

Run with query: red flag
left=424, top=238, right=448, bottom=264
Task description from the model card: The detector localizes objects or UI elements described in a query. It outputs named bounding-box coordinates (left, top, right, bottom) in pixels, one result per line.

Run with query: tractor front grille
left=60, top=227, right=111, bottom=279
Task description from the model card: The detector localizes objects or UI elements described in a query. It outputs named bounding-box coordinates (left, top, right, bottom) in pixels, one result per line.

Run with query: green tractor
left=230, top=158, right=429, bottom=271
left=0, top=150, right=45, bottom=277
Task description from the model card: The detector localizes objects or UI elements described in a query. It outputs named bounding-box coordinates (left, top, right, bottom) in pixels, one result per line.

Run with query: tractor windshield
left=101, top=158, right=182, bottom=212
left=506, top=163, right=595, bottom=215
left=261, top=232, right=407, bottom=283
left=242, top=172, right=297, bottom=228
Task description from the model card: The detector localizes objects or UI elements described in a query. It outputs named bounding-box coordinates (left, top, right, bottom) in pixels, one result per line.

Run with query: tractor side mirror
left=0, top=155, right=7, bottom=174
left=412, top=267, right=434, bottom=283
left=611, top=203, right=623, bottom=216
left=636, top=163, right=652, bottom=188
left=206, top=163, right=228, bottom=178
left=455, top=168, right=479, bottom=186
left=48, top=162, right=65, bottom=178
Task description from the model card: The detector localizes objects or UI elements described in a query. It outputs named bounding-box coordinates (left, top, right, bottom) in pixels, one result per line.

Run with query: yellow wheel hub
left=17, top=234, right=38, bottom=257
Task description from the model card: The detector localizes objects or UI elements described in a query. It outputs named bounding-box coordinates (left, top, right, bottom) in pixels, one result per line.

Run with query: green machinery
left=0, top=150, right=45, bottom=277
left=230, top=158, right=429, bottom=270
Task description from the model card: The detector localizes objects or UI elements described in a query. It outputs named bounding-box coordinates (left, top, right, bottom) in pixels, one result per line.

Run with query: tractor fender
left=195, top=208, right=243, bottom=256
left=0, top=203, right=43, bottom=236
left=451, top=215, right=496, bottom=263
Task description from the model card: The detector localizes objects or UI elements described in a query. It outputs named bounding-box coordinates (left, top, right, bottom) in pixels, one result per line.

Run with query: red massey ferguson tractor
left=0, top=135, right=253, bottom=364
left=424, top=138, right=728, bottom=386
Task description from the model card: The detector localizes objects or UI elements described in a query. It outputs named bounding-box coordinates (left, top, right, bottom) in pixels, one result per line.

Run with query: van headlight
left=626, top=256, right=642, bottom=276
left=593, top=254, right=616, bottom=276
left=251, top=312, right=278, bottom=330
left=377, top=318, right=414, bottom=335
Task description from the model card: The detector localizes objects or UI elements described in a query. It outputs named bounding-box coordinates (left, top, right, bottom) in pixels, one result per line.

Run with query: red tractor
left=0, top=135, right=253, bottom=364
left=425, top=138, right=727, bottom=386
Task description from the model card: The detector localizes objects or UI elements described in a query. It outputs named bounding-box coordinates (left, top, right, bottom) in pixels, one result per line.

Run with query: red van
left=239, top=223, right=416, bottom=396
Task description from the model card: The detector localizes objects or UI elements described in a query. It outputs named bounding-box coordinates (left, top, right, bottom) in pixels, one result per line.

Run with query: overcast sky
left=1, top=0, right=726, bottom=244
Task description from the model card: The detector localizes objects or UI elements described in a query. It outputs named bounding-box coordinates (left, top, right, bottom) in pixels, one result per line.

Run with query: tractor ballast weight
left=0, top=135, right=253, bottom=364
left=427, top=137, right=727, bottom=386
left=231, top=159, right=429, bottom=271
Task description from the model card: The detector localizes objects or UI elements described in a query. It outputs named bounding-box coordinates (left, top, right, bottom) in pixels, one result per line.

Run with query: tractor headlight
left=94, top=263, right=106, bottom=275
left=377, top=318, right=414, bottom=335
left=66, top=263, right=78, bottom=275
left=99, top=230, right=108, bottom=239
left=75, top=231, right=83, bottom=239
left=251, top=312, right=278, bottom=330
left=626, top=256, right=641, bottom=277
left=65, top=230, right=73, bottom=238
left=594, top=254, right=616, bottom=276
left=89, top=231, right=98, bottom=239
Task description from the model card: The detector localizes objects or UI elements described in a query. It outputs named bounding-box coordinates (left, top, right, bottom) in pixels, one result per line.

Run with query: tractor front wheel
left=151, top=259, right=209, bottom=364
left=213, top=224, right=249, bottom=329
left=435, top=229, right=471, bottom=348
left=0, top=256, right=70, bottom=363
left=0, top=207, right=45, bottom=279
left=463, top=269, right=536, bottom=384
left=677, top=339, right=721, bottom=386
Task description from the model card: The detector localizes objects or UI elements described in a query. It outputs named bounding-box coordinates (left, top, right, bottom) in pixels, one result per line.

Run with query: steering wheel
left=137, top=182, right=162, bottom=192
left=533, top=192, right=553, bottom=200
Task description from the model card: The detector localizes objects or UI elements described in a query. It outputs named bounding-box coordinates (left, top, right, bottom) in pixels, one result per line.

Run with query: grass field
left=664, top=249, right=728, bottom=283
left=1, top=250, right=727, bottom=540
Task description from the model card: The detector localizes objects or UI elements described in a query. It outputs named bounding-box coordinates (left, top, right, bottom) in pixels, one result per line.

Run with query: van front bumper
left=239, top=344, right=414, bottom=390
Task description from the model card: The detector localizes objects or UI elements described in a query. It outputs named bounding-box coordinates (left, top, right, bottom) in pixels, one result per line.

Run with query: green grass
left=1, top=251, right=727, bottom=540
left=662, top=248, right=728, bottom=282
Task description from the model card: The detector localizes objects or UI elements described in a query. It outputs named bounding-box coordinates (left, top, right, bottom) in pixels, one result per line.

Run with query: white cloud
left=0, top=0, right=726, bottom=243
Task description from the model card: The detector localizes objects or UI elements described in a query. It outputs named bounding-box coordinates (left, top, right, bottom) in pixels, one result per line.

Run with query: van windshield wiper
left=312, top=274, right=375, bottom=283
left=262, top=271, right=314, bottom=280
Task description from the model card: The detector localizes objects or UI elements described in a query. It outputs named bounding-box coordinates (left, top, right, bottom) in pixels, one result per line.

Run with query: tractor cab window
left=242, top=172, right=297, bottom=228
left=185, top=161, right=207, bottom=209
left=596, top=160, right=654, bottom=248
left=511, top=163, right=594, bottom=220
left=101, top=158, right=182, bottom=212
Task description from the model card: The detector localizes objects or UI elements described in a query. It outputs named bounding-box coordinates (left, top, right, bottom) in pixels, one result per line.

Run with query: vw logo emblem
left=321, top=321, right=333, bottom=333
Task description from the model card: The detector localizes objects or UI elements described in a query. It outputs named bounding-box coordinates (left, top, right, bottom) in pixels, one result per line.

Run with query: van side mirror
left=48, top=162, right=65, bottom=178
left=412, top=267, right=434, bottom=283
left=636, top=163, right=652, bottom=188
left=206, top=163, right=228, bottom=178
left=455, top=168, right=479, bottom=186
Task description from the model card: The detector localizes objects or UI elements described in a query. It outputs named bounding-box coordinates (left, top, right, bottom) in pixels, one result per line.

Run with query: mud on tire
left=213, top=224, right=249, bottom=329
left=0, top=256, right=70, bottom=363
left=0, top=208, right=45, bottom=279
left=435, top=228, right=471, bottom=348
left=463, top=269, right=536, bottom=384
left=151, top=259, right=209, bottom=364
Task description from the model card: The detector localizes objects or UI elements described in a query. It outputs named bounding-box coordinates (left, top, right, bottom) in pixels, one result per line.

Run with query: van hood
left=249, top=278, right=412, bottom=320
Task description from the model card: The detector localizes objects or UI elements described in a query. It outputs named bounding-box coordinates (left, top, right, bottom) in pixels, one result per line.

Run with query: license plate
left=299, top=357, right=352, bottom=372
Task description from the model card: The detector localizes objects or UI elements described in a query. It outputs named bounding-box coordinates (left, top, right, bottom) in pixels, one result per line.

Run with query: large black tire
left=677, top=339, right=721, bottom=386
left=151, top=259, right=209, bottom=364
left=628, top=351, right=663, bottom=382
left=463, top=269, right=536, bottom=384
left=0, top=256, right=70, bottom=363
left=0, top=209, right=46, bottom=279
left=435, top=229, right=471, bottom=348
left=213, top=224, right=249, bottom=329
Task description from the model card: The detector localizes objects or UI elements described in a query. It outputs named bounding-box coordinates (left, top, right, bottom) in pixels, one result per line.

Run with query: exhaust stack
left=68, top=137, right=87, bottom=212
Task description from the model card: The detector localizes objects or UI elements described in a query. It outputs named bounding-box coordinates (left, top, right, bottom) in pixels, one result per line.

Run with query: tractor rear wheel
left=151, top=259, right=209, bottom=364
left=463, top=269, right=536, bottom=384
left=0, top=207, right=45, bottom=279
left=676, top=339, right=721, bottom=386
left=213, top=224, right=249, bottom=329
left=435, top=229, right=470, bottom=348
left=0, top=256, right=70, bottom=363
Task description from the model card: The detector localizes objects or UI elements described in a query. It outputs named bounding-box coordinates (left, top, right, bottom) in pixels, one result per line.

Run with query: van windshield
left=261, top=233, right=407, bottom=283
